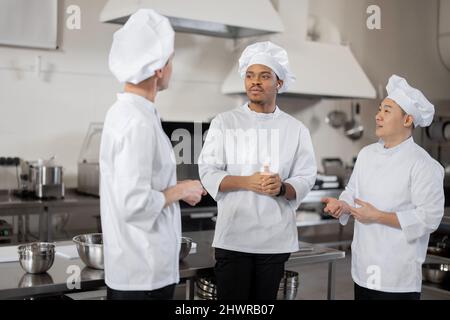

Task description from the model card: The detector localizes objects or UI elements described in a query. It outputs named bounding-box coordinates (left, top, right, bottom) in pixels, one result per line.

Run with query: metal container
left=29, top=164, right=64, bottom=199
left=422, top=263, right=449, bottom=284
left=195, top=271, right=299, bottom=300
left=277, top=270, right=299, bottom=300
left=18, top=242, right=55, bottom=274
left=179, top=237, right=192, bottom=260
left=73, top=233, right=104, bottom=270
left=196, top=276, right=217, bottom=300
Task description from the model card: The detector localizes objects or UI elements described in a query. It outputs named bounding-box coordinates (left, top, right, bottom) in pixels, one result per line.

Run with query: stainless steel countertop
left=0, top=230, right=345, bottom=299
left=0, top=189, right=99, bottom=211
left=0, top=190, right=46, bottom=211
left=0, top=189, right=210, bottom=216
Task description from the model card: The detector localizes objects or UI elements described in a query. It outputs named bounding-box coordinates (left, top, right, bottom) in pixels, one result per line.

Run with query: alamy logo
left=366, top=5, right=381, bottom=30
left=66, top=265, right=81, bottom=290
left=366, top=265, right=381, bottom=290
left=66, top=5, right=81, bottom=30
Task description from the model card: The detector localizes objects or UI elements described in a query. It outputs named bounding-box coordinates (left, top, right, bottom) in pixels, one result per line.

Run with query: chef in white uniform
left=100, top=9, right=205, bottom=300
left=322, top=75, right=444, bottom=300
left=198, top=41, right=317, bottom=300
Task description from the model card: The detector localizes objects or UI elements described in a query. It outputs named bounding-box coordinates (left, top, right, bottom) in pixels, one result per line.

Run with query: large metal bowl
left=18, top=242, right=55, bottom=274
left=73, top=233, right=104, bottom=270
left=422, top=263, right=450, bottom=284
left=179, top=237, right=192, bottom=260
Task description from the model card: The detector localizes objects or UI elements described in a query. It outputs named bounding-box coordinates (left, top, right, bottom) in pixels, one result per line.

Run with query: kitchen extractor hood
left=99, top=0, right=284, bottom=38
left=222, top=0, right=377, bottom=99
left=438, top=0, right=450, bottom=70
left=222, top=41, right=377, bottom=99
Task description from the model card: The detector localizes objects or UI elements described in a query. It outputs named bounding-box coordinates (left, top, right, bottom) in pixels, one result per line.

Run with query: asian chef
left=322, top=75, right=445, bottom=300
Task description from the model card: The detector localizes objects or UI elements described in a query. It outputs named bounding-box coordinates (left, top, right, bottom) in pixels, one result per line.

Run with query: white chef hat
left=238, top=41, right=296, bottom=93
left=109, top=9, right=175, bottom=84
left=386, top=75, right=435, bottom=127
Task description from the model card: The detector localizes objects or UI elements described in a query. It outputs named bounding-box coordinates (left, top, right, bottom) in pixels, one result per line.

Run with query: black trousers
left=106, top=284, right=176, bottom=300
left=354, top=282, right=421, bottom=300
left=214, top=248, right=290, bottom=300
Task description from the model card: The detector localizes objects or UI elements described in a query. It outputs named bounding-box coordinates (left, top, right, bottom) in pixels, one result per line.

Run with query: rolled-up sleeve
left=198, top=116, right=229, bottom=201
left=284, top=127, right=317, bottom=210
left=113, top=123, right=166, bottom=232
left=396, top=159, right=444, bottom=242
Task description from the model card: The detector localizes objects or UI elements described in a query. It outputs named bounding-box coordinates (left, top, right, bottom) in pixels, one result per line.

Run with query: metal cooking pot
left=27, top=162, right=64, bottom=199
left=30, top=165, right=63, bottom=186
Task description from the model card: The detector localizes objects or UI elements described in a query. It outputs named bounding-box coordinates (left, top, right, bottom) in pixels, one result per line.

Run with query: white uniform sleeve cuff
left=396, top=209, right=427, bottom=242
left=202, top=171, right=229, bottom=201
left=284, top=178, right=313, bottom=210
left=338, top=191, right=354, bottom=226
left=339, top=192, right=355, bottom=207
left=339, top=213, right=350, bottom=226
left=153, top=190, right=167, bottom=213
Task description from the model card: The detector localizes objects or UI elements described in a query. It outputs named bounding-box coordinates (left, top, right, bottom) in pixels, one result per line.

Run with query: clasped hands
left=246, top=172, right=282, bottom=197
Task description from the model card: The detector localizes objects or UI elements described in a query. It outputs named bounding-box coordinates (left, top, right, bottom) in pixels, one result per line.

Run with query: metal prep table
left=0, top=230, right=345, bottom=300
left=0, top=190, right=47, bottom=242
left=0, top=189, right=100, bottom=243
left=183, top=230, right=346, bottom=300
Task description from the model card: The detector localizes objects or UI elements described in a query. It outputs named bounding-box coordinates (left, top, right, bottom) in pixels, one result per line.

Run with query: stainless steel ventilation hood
left=222, top=0, right=377, bottom=99
left=222, top=41, right=377, bottom=99
left=99, top=0, right=284, bottom=38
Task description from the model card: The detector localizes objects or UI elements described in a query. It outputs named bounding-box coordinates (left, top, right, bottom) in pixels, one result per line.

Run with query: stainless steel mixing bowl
left=73, top=233, right=104, bottom=270
left=18, top=242, right=55, bottom=274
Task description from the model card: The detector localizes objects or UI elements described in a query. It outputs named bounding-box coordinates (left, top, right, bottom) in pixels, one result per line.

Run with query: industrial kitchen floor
left=174, top=249, right=450, bottom=300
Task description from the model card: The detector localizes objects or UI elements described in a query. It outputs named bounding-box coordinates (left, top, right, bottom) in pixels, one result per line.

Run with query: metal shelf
left=422, top=282, right=450, bottom=296
left=298, top=234, right=353, bottom=248
left=296, top=216, right=355, bottom=228
left=426, top=254, right=450, bottom=264
left=297, top=218, right=340, bottom=227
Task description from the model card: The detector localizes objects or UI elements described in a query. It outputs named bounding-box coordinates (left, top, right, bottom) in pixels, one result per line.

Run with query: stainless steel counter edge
left=0, top=233, right=345, bottom=300
left=0, top=278, right=105, bottom=300
left=286, top=249, right=346, bottom=267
